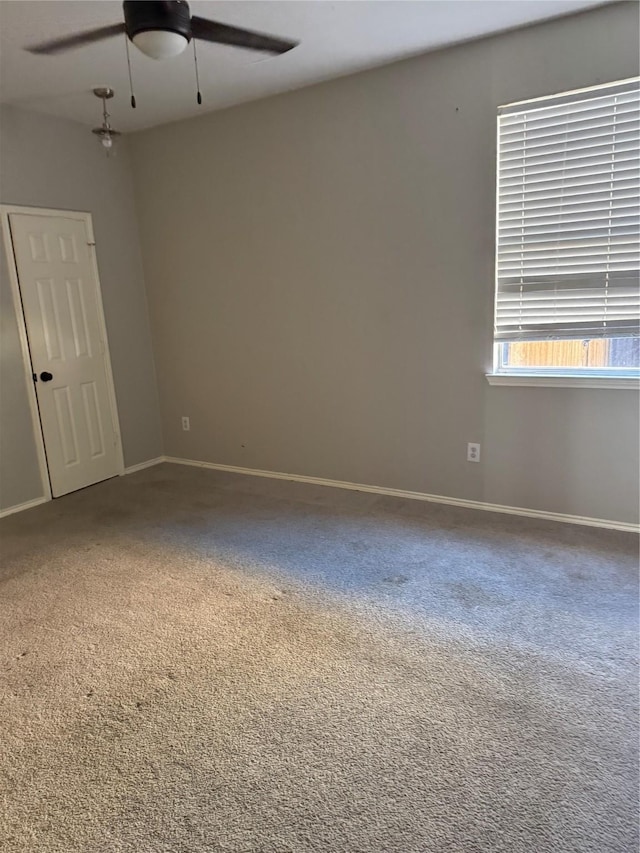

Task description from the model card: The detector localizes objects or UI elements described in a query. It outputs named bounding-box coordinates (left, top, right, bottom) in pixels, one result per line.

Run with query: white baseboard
left=123, top=456, right=166, bottom=475
left=0, top=495, right=49, bottom=519
left=3, top=455, right=636, bottom=533
left=164, top=456, right=640, bottom=534
left=1, top=458, right=165, bottom=519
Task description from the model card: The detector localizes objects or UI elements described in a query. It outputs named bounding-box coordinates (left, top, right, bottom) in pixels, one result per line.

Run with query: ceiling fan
left=27, top=0, right=299, bottom=61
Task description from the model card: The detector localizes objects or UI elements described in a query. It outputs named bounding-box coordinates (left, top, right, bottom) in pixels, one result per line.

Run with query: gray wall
left=129, top=1, right=639, bottom=525
left=0, top=106, right=162, bottom=511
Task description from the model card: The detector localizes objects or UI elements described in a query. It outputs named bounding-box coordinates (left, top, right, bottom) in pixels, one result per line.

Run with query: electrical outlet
left=467, top=442, right=480, bottom=463
left=181, top=416, right=190, bottom=431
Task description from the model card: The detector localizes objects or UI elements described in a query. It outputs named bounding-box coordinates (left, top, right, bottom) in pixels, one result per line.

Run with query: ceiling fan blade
left=191, top=16, right=298, bottom=56
left=27, top=23, right=125, bottom=55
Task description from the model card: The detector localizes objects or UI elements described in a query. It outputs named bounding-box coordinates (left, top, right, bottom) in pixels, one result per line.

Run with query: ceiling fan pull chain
left=125, top=34, right=137, bottom=108
left=193, top=38, right=202, bottom=105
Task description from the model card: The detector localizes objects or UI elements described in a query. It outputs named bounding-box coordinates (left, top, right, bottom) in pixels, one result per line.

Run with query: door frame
left=1, top=204, right=125, bottom=501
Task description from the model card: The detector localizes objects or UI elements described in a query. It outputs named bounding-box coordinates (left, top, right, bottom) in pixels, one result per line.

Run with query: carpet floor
left=0, top=463, right=638, bottom=853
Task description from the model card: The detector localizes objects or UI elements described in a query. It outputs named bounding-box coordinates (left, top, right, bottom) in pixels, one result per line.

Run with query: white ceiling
left=0, top=0, right=609, bottom=132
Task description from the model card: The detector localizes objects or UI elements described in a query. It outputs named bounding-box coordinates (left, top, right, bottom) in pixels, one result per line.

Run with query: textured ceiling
left=0, top=0, right=610, bottom=131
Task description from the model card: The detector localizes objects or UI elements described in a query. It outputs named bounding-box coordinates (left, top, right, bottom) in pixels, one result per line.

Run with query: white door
left=9, top=212, right=121, bottom=497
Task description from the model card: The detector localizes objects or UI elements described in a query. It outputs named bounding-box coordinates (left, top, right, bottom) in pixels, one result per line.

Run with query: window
left=493, top=79, right=640, bottom=381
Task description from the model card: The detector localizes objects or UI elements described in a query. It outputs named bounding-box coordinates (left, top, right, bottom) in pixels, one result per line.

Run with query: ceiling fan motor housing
left=123, top=1, right=192, bottom=42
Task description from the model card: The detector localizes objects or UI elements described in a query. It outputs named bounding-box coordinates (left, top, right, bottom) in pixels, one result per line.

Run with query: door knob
left=39, top=371, right=53, bottom=382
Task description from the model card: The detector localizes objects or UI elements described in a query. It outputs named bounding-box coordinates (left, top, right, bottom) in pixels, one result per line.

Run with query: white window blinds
left=495, top=79, right=640, bottom=342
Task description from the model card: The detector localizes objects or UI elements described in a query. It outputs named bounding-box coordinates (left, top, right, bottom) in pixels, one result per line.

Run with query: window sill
left=486, top=374, right=640, bottom=389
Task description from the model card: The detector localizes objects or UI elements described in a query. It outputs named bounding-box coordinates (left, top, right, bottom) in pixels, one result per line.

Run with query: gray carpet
left=0, top=462, right=638, bottom=853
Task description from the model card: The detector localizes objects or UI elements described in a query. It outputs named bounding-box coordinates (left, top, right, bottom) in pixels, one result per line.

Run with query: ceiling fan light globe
left=132, top=30, right=189, bottom=60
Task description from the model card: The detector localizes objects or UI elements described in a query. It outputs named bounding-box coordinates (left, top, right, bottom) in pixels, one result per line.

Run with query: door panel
left=53, top=386, right=80, bottom=466
left=9, top=213, right=120, bottom=497
left=66, top=278, right=92, bottom=358
left=81, top=381, right=106, bottom=458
